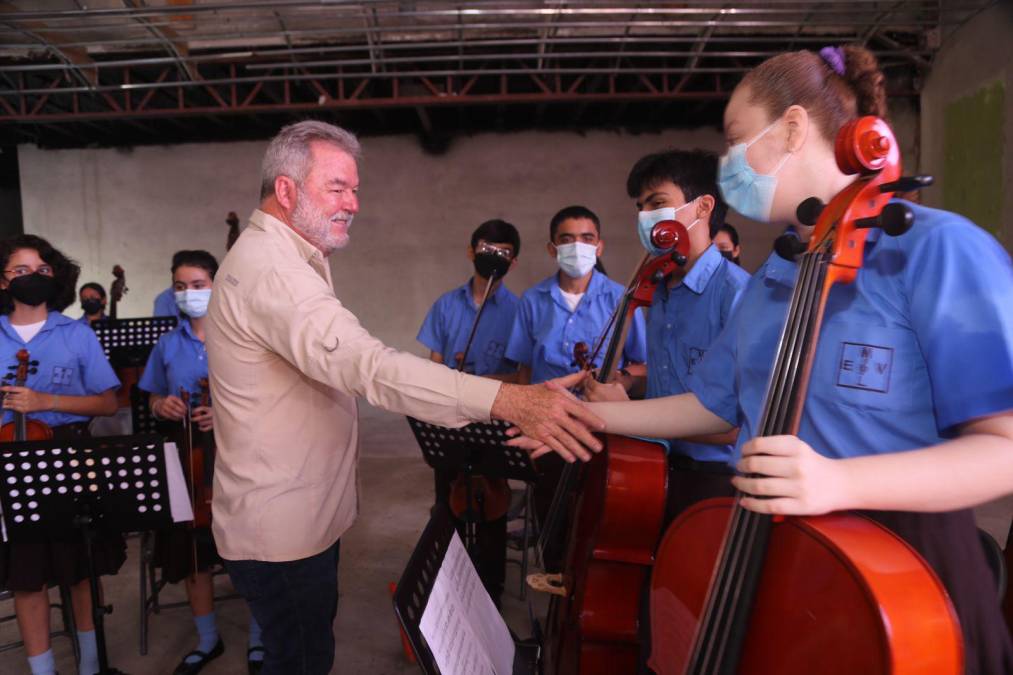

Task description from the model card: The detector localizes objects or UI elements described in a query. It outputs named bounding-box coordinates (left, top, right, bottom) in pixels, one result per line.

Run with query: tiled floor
left=0, top=404, right=1010, bottom=674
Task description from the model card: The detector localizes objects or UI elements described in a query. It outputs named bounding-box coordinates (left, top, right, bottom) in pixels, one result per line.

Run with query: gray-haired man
left=206, top=121, right=601, bottom=674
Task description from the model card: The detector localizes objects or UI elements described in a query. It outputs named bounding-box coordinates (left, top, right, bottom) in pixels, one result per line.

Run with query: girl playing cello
left=523, top=45, right=1013, bottom=673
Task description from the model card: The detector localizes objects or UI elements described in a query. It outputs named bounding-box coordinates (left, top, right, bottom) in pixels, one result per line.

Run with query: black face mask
left=81, top=298, right=103, bottom=315
left=474, top=252, right=512, bottom=280
left=719, top=250, right=741, bottom=265
left=7, top=273, right=58, bottom=307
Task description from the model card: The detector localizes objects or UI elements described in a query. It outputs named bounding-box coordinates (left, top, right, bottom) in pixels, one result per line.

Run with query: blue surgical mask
left=175, top=289, right=212, bottom=318
left=636, top=199, right=700, bottom=256
left=718, top=120, right=792, bottom=223
left=555, top=242, right=597, bottom=279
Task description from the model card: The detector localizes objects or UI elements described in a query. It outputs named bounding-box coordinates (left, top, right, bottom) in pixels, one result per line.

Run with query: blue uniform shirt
left=417, top=279, right=519, bottom=376
left=138, top=319, right=208, bottom=399
left=153, top=286, right=181, bottom=318
left=688, top=201, right=1013, bottom=462
left=0, top=312, right=120, bottom=427
left=506, top=270, right=648, bottom=384
left=646, top=244, right=750, bottom=463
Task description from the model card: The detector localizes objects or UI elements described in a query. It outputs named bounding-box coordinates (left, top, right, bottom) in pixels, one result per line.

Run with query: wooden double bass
left=107, top=264, right=140, bottom=409
left=647, top=116, right=962, bottom=674
left=0, top=349, right=54, bottom=442
left=530, top=220, right=690, bottom=674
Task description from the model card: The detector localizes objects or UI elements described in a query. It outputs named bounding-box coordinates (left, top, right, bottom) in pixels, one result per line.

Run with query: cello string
left=689, top=251, right=815, bottom=673
left=710, top=249, right=828, bottom=672
left=697, top=251, right=820, bottom=673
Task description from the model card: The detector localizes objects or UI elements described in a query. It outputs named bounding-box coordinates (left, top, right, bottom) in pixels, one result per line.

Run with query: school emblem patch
left=836, top=342, right=893, bottom=393
left=51, top=365, right=74, bottom=386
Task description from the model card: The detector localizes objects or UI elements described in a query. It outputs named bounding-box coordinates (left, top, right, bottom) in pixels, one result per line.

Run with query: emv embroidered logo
left=837, top=342, right=893, bottom=393
left=51, top=366, right=74, bottom=386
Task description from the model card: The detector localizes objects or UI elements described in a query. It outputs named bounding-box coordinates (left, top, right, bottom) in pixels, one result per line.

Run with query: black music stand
left=407, top=418, right=537, bottom=557
left=92, top=317, right=178, bottom=370
left=393, top=504, right=539, bottom=675
left=0, top=434, right=173, bottom=675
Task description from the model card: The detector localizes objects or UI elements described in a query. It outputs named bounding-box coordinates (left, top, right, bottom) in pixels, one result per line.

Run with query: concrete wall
left=921, top=2, right=1013, bottom=251
left=18, top=128, right=784, bottom=353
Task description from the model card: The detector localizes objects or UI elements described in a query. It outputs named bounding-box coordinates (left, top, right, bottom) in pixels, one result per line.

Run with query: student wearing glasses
left=0, top=235, right=122, bottom=675
left=417, top=219, right=522, bottom=606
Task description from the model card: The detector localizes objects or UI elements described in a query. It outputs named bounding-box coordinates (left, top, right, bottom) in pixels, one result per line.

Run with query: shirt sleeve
left=76, top=325, right=121, bottom=394
left=138, top=337, right=169, bottom=396
left=903, top=220, right=1013, bottom=435
left=246, top=265, right=501, bottom=427
left=504, top=296, right=535, bottom=367
left=622, top=306, right=648, bottom=364
left=686, top=301, right=742, bottom=427
left=416, top=298, right=446, bottom=356
left=153, top=289, right=176, bottom=317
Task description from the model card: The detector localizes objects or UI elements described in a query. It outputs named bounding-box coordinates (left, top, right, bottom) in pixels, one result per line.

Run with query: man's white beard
left=292, top=189, right=352, bottom=255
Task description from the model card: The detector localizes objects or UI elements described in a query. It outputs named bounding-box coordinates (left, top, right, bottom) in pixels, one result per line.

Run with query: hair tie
left=819, top=46, right=846, bottom=76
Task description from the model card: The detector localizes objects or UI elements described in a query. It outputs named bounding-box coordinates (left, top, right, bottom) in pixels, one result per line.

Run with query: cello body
left=649, top=498, right=964, bottom=674
left=539, top=225, right=691, bottom=675
left=544, top=434, right=667, bottom=674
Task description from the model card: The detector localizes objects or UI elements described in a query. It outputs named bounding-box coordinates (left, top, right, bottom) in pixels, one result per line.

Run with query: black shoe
left=248, top=646, right=266, bottom=675
left=173, top=639, right=225, bottom=675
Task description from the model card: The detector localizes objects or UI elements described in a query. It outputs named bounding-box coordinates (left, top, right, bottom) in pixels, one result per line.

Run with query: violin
left=648, top=117, right=961, bottom=674
left=0, top=349, right=54, bottom=442
left=447, top=275, right=511, bottom=530
left=530, top=220, right=690, bottom=674
left=226, top=211, right=240, bottom=251
left=180, top=381, right=213, bottom=535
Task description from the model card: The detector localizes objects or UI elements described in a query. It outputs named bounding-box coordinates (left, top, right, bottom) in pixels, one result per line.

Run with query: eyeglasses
left=475, top=242, right=514, bottom=260
left=4, top=265, right=54, bottom=278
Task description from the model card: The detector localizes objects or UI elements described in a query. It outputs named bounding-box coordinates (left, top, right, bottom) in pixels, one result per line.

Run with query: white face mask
left=636, top=198, right=701, bottom=256
left=175, top=289, right=212, bottom=318
left=555, top=242, right=597, bottom=279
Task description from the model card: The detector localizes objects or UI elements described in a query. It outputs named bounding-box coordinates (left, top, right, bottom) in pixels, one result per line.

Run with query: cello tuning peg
left=29, top=360, right=39, bottom=367
left=774, top=232, right=808, bottom=261
left=796, top=197, right=825, bottom=227
left=854, top=202, right=914, bottom=237
left=879, top=175, right=934, bottom=194
left=672, top=253, right=688, bottom=267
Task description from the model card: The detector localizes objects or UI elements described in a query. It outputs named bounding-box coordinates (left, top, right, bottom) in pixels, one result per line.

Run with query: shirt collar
left=178, top=317, right=203, bottom=342
left=0, top=311, right=68, bottom=343
left=457, top=278, right=506, bottom=308
left=248, top=209, right=325, bottom=266
left=679, top=244, right=723, bottom=295
left=762, top=249, right=798, bottom=287
left=543, top=269, right=605, bottom=309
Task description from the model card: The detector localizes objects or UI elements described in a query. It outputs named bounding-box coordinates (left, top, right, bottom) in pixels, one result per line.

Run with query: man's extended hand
left=491, top=371, right=604, bottom=463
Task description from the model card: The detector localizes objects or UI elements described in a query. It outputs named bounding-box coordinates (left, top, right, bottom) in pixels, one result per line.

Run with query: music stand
left=393, top=504, right=539, bottom=675
left=91, top=317, right=178, bottom=369
left=0, top=434, right=173, bottom=675
left=407, top=418, right=537, bottom=557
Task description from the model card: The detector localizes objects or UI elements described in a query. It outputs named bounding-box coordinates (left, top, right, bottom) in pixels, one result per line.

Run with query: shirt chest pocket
left=811, top=321, right=927, bottom=413
left=47, top=363, right=77, bottom=389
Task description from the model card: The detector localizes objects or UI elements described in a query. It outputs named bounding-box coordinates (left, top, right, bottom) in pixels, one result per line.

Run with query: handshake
left=490, top=371, right=606, bottom=463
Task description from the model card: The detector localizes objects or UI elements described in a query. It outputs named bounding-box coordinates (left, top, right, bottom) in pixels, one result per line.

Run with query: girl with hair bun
left=534, top=45, right=1013, bottom=673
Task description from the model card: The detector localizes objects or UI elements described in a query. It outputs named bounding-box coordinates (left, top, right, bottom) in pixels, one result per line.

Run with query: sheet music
left=163, top=442, right=194, bottom=523
left=420, top=532, right=515, bottom=675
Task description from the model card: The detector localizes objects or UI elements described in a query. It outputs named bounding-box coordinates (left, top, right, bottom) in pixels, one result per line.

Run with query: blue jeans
left=225, top=540, right=341, bottom=675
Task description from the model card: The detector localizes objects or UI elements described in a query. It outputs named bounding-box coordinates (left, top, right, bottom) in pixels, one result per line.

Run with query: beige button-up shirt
left=207, top=209, right=501, bottom=562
